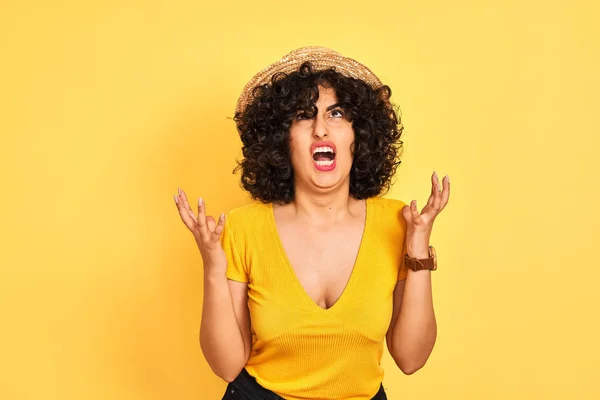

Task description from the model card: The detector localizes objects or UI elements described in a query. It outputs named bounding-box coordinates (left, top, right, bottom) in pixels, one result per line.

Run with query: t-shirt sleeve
left=220, top=216, right=248, bottom=283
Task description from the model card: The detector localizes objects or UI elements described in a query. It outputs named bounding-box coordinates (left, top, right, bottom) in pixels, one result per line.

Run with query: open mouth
left=312, top=145, right=336, bottom=170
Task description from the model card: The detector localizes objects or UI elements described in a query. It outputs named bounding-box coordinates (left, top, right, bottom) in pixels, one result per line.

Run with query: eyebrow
left=325, top=102, right=344, bottom=112
left=297, top=103, right=344, bottom=114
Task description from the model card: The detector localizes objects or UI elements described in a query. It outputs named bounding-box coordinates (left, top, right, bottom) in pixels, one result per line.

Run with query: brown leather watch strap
left=404, top=245, right=437, bottom=271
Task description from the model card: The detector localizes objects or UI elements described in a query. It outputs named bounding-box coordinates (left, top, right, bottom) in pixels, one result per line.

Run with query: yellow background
left=1, top=0, right=599, bottom=399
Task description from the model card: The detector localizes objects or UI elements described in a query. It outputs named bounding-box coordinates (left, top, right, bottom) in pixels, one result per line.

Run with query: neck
left=288, top=183, right=361, bottom=225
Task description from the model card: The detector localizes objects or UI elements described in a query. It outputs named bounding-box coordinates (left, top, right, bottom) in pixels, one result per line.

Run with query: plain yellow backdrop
left=1, top=0, right=599, bottom=399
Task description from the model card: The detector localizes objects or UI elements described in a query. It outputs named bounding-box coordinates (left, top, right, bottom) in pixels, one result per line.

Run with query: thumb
left=401, top=205, right=411, bottom=221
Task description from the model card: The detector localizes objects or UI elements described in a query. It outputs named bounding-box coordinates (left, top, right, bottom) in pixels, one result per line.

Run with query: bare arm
left=200, top=273, right=251, bottom=382
left=174, top=188, right=251, bottom=382
left=386, top=171, right=449, bottom=374
left=386, top=269, right=436, bottom=375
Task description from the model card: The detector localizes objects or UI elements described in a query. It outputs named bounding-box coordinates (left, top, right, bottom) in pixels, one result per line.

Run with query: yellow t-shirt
left=220, top=196, right=409, bottom=400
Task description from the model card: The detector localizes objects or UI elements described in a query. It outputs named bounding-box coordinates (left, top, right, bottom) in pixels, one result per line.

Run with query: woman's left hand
left=402, top=171, right=450, bottom=241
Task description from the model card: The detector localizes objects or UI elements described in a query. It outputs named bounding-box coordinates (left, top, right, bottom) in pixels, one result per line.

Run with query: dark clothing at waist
left=221, top=368, right=388, bottom=400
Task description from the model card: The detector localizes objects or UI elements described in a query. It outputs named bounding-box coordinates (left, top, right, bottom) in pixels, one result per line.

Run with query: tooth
left=315, top=159, right=334, bottom=166
left=313, top=146, right=335, bottom=155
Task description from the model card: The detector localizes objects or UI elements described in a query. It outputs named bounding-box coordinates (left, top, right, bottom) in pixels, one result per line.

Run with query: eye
left=330, top=109, right=345, bottom=118
left=295, top=112, right=313, bottom=121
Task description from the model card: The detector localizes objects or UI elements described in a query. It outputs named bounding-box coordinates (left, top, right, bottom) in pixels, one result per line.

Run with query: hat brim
left=235, top=46, right=385, bottom=117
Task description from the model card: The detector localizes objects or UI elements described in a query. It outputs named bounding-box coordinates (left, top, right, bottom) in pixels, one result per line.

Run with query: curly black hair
left=233, top=61, right=404, bottom=204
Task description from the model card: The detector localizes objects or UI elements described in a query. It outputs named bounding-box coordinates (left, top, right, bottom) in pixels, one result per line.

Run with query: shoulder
left=226, top=201, right=269, bottom=219
left=367, top=196, right=408, bottom=231
left=222, top=202, right=273, bottom=266
left=225, top=201, right=272, bottom=234
left=368, top=196, right=408, bottom=215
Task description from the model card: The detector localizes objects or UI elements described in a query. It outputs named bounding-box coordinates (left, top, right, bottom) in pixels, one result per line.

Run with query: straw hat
left=234, top=46, right=385, bottom=117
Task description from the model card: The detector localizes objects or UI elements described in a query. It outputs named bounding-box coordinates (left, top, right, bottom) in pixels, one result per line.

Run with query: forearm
left=391, top=239, right=437, bottom=374
left=200, top=268, right=247, bottom=381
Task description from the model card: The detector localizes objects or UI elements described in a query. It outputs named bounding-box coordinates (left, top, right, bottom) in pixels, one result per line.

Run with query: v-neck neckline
left=267, top=198, right=371, bottom=313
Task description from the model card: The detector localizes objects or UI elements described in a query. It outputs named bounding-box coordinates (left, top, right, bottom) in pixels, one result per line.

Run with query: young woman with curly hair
left=174, top=46, right=450, bottom=400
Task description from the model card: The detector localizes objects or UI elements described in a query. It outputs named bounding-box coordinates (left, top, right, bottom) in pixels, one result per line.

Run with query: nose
left=312, top=113, right=329, bottom=139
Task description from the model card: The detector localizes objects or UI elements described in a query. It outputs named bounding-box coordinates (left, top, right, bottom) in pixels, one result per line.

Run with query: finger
left=179, top=187, right=192, bottom=211
left=211, top=213, right=226, bottom=241
left=427, top=171, right=436, bottom=205
left=401, top=205, right=411, bottom=223
left=197, top=197, right=208, bottom=233
left=174, top=193, right=197, bottom=230
left=410, top=200, right=420, bottom=221
left=423, top=172, right=437, bottom=213
left=178, top=189, right=198, bottom=225
left=186, top=207, right=198, bottom=224
left=439, top=175, right=450, bottom=210
left=206, top=215, right=216, bottom=232
left=434, top=172, right=441, bottom=194
left=432, top=178, right=443, bottom=212
left=177, top=188, right=197, bottom=223
left=433, top=171, right=442, bottom=206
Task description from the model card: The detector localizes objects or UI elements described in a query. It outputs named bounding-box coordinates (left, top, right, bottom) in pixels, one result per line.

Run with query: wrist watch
left=404, top=245, right=437, bottom=271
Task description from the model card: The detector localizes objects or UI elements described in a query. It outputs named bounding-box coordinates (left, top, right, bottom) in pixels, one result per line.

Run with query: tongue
left=313, top=152, right=335, bottom=161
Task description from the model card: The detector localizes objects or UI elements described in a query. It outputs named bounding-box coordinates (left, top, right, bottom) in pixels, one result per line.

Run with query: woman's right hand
left=174, top=188, right=227, bottom=273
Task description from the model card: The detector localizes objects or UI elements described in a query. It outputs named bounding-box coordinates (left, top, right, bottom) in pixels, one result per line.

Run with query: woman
left=174, top=46, right=450, bottom=400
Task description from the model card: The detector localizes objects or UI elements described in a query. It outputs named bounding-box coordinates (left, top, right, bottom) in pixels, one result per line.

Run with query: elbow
left=392, top=331, right=437, bottom=375
left=391, top=352, right=429, bottom=375
left=219, top=371, right=240, bottom=383
left=398, top=362, right=424, bottom=375
left=200, top=340, right=245, bottom=383
left=210, top=363, right=244, bottom=383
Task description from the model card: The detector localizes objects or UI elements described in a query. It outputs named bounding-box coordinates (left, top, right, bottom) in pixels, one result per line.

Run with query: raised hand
left=174, top=188, right=227, bottom=270
left=402, top=171, right=450, bottom=236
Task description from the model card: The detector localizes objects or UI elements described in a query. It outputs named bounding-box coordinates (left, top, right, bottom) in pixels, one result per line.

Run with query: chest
left=277, top=219, right=365, bottom=310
